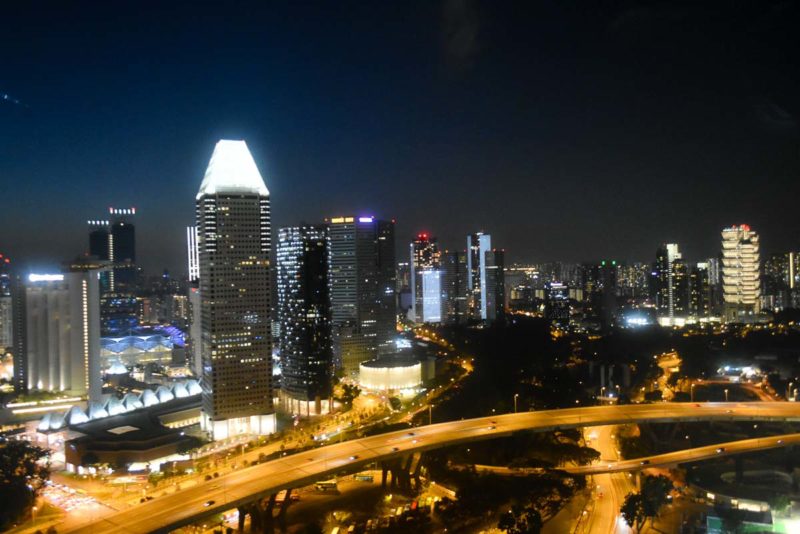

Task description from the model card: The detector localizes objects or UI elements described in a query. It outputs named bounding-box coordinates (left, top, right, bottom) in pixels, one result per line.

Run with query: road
left=468, top=431, right=800, bottom=476
left=581, top=425, right=632, bottom=534
left=65, top=401, right=800, bottom=534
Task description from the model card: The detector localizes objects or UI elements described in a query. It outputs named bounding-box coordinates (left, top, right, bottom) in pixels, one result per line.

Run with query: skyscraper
left=467, top=233, right=492, bottom=321
left=409, top=233, right=441, bottom=323
left=196, top=140, right=275, bottom=439
left=23, top=265, right=102, bottom=401
left=277, top=225, right=332, bottom=416
left=442, top=250, right=468, bottom=324
left=0, top=253, right=12, bottom=350
left=690, top=262, right=711, bottom=318
left=721, top=224, right=761, bottom=322
left=653, top=243, right=688, bottom=320
left=484, top=248, right=505, bottom=322
left=328, top=216, right=396, bottom=377
left=544, top=281, right=570, bottom=329
left=87, top=208, right=137, bottom=292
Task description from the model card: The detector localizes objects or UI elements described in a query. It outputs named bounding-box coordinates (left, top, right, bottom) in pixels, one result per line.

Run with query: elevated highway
left=66, top=402, right=800, bottom=534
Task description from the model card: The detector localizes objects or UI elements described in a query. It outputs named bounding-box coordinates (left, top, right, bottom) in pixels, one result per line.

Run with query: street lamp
left=691, top=383, right=695, bottom=403
left=601, top=386, right=606, bottom=398
left=724, top=389, right=729, bottom=402
left=428, top=405, right=432, bottom=425
left=514, top=394, right=519, bottom=414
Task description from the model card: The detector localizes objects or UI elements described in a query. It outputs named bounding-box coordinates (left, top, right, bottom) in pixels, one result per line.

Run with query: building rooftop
left=197, top=139, right=268, bottom=199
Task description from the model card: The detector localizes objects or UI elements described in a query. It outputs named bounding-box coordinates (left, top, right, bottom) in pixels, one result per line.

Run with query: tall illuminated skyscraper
left=276, top=225, right=332, bottom=416
left=409, top=233, right=442, bottom=323
left=467, top=232, right=492, bottom=320
left=721, top=224, right=761, bottom=322
left=196, top=140, right=275, bottom=439
left=328, top=216, right=396, bottom=377
left=653, top=243, right=688, bottom=320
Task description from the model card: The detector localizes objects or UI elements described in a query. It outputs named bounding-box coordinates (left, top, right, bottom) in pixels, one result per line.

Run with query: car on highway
left=777, top=439, right=784, bottom=444
left=349, top=455, right=359, bottom=460
left=391, top=447, right=399, bottom=452
left=203, top=500, right=215, bottom=507
left=716, top=447, right=725, bottom=453
left=640, top=460, right=650, bottom=465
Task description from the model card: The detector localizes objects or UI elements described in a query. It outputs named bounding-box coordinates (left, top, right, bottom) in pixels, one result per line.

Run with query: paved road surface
left=65, top=401, right=800, bottom=534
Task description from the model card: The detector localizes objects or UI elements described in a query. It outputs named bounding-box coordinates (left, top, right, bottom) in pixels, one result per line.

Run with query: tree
left=621, top=493, right=646, bottom=532
left=714, top=505, right=747, bottom=534
left=0, top=439, right=50, bottom=529
left=769, top=494, right=791, bottom=515
left=334, top=383, right=361, bottom=408
left=498, top=503, right=543, bottom=534
left=620, top=475, right=674, bottom=532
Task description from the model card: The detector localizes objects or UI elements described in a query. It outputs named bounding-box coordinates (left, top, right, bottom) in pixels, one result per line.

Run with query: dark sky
left=1, top=1, right=799, bottom=274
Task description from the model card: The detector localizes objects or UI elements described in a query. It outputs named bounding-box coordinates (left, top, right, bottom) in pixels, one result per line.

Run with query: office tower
left=689, top=263, right=711, bottom=318
left=87, top=208, right=137, bottom=292
left=276, top=225, right=332, bottom=416
left=196, top=139, right=275, bottom=439
left=187, top=226, right=200, bottom=282
left=23, top=266, right=102, bottom=401
left=721, top=224, right=761, bottom=322
left=484, top=249, right=505, bottom=322
left=0, top=254, right=12, bottom=349
left=467, top=233, right=492, bottom=320
left=585, top=260, right=619, bottom=328
left=442, top=250, right=468, bottom=324
left=409, top=233, right=441, bottom=323
left=653, top=244, right=689, bottom=320
left=328, top=215, right=396, bottom=377
left=544, top=281, right=570, bottom=328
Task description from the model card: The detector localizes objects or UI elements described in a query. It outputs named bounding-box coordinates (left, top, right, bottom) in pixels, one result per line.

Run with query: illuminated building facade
left=276, top=225, right=332, bottom=415
left=721, top=224, right=761, bottom=322
left=467, top=233, right=492, bottom=320
left=23, top=270, right=102, bottom=401
left=196, top=140, right=275, bottom=439
left=484, top=248, right=505, bottom=322
left=653, top=243, right=689, bottom=320
left=87, top=207, right=137, bottom=292
left=409, top=233, right=441, bottom=323
left=0, top=253, right=12, bottom=350
left=690, top=263, right=711, bottom=318
left=328, top=215, right=396, bottom=377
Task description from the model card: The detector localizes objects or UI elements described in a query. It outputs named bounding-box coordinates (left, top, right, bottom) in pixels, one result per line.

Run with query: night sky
left=2, top=1, right=799, bottom=275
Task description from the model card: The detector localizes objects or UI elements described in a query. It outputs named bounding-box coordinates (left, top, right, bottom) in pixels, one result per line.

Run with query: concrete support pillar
left=277, top=489, right=293, bottom=532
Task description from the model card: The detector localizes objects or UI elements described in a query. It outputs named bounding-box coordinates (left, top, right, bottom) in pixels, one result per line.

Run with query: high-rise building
left=0, top=253, right=12, bottom=350
left=328, top=215, right=396, bottom=377
left=23, top=267, right=102, bottom=401
left=409, top=233, right=441, bottom=323
left=484, top=249, right=505, bottom=322
left=87, top=208, right=137, bottom=292
left=467, top=233, right=492, bottom=321
left=721, top=224, right=761, bottom=322
left=690, top=263, right=711, bottom=318
left=544, top=281, right=570, bottom=328
left=276, top=225, right=332, bottom=416
left=196, top=139, right=275, bottom=439
left=653, top=243, right=689, bottom=320
left=442, top=250, right=468, bottom=324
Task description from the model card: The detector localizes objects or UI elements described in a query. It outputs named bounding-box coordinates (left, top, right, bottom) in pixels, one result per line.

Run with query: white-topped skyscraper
left=721, top=224, right=761, bottom=322
left=195, top=140, right=275, bottom=439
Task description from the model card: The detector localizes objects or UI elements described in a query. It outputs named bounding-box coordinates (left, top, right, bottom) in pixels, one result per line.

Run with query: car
left=694, top=403, right=701, bottom=407
left=777, top=439, right=784, bottom=444
left=725, top=409, right=733, bottom=414
left=488, top=425, right=496, bottom=430
left=640, top=460, right=650, bottom=465
left=716, top=447, right=725, bottom=453
left=411, top=439, right=418, bottom=444
left=349, top=455, right=359, bottom=460
left=490, top=420, right=497, bottom=424
left=407, top=432, right=415, bottom=437
left=391, top=447, right=399, bottom=452
left=203, top=500, right=215, bottom=507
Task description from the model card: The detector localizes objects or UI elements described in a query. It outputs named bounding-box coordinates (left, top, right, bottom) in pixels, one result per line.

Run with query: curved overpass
left=466, top=432, right=800, bottom=476
left=66, top=402, right=800, bottom=534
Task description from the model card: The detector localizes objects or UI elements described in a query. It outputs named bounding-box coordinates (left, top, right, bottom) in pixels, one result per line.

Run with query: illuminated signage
left=358, top=216, right=374, bottom=223
left=28, top=273, right=64, bottom=282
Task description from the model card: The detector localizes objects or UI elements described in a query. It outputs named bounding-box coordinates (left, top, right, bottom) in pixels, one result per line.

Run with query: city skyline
left=3, top=2, right=800, bottom=274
